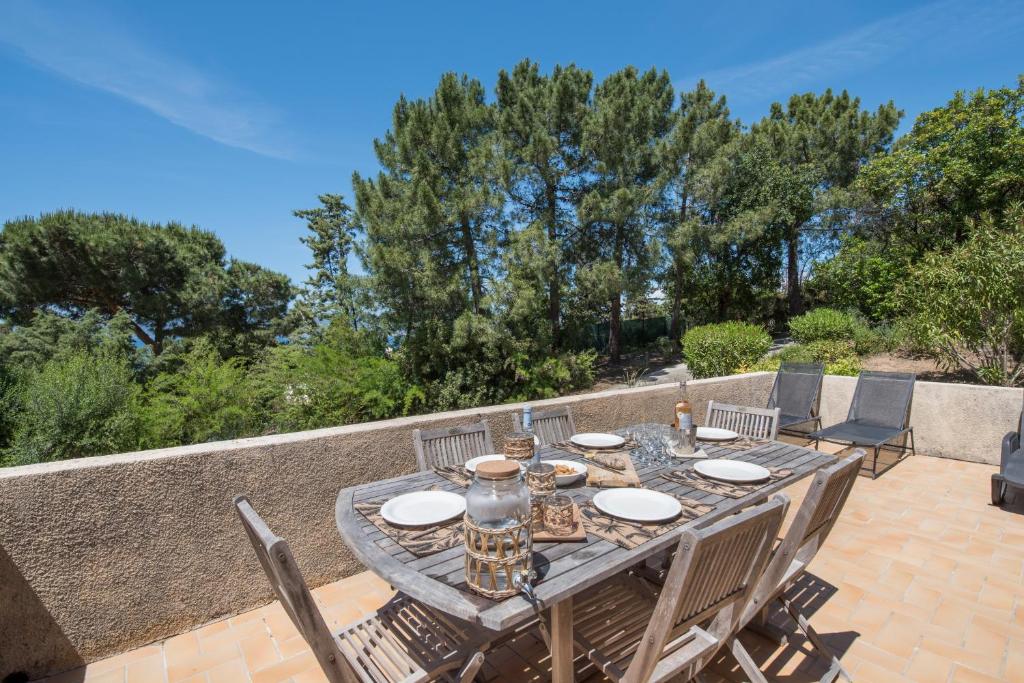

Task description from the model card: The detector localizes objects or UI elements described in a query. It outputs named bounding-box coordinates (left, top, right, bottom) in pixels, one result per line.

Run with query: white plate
left=694, top=459, right=771, bottom=484
left=696, top=427, right=739, bottom=442
left=592, top=489, right=682, bottom=523
left=543, top=459, right=588, bottom=486
left=571, top=433, right=626, bottom=449
left=464, top=454, right=507, bottom=472
left=380, top=491, right=466, bottom=527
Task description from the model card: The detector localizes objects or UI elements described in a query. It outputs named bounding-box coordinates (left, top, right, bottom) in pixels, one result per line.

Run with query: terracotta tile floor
left=39, top=451, right=1024, bottom=683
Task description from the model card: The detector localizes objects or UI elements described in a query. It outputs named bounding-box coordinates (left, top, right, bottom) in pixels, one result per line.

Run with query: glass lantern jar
left=464, top=460, right=533, bottom=598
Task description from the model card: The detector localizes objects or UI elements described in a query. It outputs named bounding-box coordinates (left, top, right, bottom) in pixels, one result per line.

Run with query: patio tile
left=124, top=654, right=165, bottom=683
left=951, top=664, right=1006, bottom=683
left=239, top=632, right=281, bottom=673
left=250, top=652, right=318, bottom=683
left=903, top=648, right=955, bottom=682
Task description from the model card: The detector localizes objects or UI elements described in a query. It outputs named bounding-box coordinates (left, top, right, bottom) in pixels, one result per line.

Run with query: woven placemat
left=433, top=465, right=472, bottom=488
left=662, top=467, right=792, bottom=499
left=355, top=499, right=464, bottom=557
left=579, top=496, right=713, bottom=550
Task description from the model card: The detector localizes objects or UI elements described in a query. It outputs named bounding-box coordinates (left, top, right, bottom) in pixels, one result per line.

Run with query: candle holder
left=526, top=462, right=556, bottom=497
left=504, top=432, right=535, bottom=462
left=543, top=495, right=575, bottom=536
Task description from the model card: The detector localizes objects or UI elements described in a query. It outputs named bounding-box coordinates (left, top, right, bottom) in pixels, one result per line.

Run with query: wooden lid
left=475, top=460, right=521, bottom=480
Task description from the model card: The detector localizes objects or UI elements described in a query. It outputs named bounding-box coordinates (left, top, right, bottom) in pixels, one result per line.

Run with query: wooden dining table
left=335, top=425, right=835, bottom=682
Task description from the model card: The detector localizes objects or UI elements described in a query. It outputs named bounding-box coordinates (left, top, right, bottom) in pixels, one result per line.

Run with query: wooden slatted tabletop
left=335, top=427, right=833, bottom=633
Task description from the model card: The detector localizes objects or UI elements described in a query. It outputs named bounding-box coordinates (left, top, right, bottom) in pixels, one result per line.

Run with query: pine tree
left=353, top=73, right=501, bottom=376
left=660, top=80, right=737, bottom=338
left=293, top=194, right=362, bottom=330
left=495, top=60, right=592, bottom=350
left=751, top=90, right=901, bottom=315
left=578, top=67, right=675, bottom=362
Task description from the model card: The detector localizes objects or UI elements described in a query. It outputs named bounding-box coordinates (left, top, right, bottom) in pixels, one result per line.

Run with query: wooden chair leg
left=457, top=651, right=485, bottom=683
left=745, top=606, right=789, bottom=646
left=727, top=637, right=769, bottom=683
left=779, top=597, right=853, bottom=683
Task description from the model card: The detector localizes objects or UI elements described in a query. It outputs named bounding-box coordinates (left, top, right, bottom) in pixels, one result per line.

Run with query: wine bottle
left=673, top=382, right=692, bottom=431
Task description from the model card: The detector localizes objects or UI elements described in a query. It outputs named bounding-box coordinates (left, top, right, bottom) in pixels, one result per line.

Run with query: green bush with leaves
left=747, top=340, right=861, bottom=376
left=788, top=308, right=857, bottom=344
left=253, top=344, right=423, bottom=433
left=4, top=350, right=141, bottom=465
left=806, top=237, right=911, bottom=322
left=788, top=307, right=884, bottom=356
left=901, top=205, right=1024, bottom=386
left=683, top=322, right=771, bottom=379
left=138, top=340, right=263, bottom=448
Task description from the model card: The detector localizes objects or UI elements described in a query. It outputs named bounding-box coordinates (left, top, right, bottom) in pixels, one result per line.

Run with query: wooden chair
left=233, top=496, right=488, bottom=683
left=412, top=420, right=495, bottom=472
left=706, top=401, right=781, bottom=441
left=568, top=495, right=788, bottom=682
left=742, top=450, right=865, bottom=683
left=512, top=406, right=576, bottom=446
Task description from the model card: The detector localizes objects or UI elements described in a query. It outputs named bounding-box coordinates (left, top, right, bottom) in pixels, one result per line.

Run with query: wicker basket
left=463, top=515, right=533, bottom=599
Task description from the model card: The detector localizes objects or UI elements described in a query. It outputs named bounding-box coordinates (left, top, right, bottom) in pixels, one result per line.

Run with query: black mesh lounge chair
left=768, top=361, right=824, bottom=434
left=992, top=404, right=1024, bottom=506
left=809, top=370, right=916, bottom=478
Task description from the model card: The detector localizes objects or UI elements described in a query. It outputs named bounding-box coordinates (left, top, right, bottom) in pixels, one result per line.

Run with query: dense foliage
left=901, top=205, right=1024, bottom=386
left=683, top=322, right=771, bottom=379
left=2, top=67, right=1022, bottom=465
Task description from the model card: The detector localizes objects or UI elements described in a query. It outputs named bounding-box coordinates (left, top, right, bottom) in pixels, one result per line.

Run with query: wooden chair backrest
left=626, top=495, right=788, bottom=682
left=412, top=420, right=495, bottom=471
left=747, top=451, right=864, bottom=620
left=513, top=406, right=576, bottom=446
left=234, top=496, right=356, bottom=683
left=705, top=401, right=781, bottom=440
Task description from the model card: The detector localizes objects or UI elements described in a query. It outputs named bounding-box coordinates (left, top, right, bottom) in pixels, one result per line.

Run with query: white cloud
left=681, top=0, right=1024, bottom=102
left=0, top=0, right=293, bottom=159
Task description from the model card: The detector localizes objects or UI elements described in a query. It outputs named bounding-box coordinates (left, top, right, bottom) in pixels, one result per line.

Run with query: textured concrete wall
left=819, top=375, right=1023, bottom=464
left=0, top=373, right=772, bottom=680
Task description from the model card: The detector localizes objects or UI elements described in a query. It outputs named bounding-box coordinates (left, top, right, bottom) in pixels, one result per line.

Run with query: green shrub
left=254, top=344, right=420, bottom=432
left=138, top=340, right=262, bottom=448
left=683, top=322, right=771, bottom=379
left=789, top=307, right=884, bottom=356
left=805, top=237, right=911, bottom=322
left=654, top=335, right=677, bottom=358
left=745, top=340, right=860, bottom=377
left=900, top=205, right=1024, bottom=386
left=788, top=308, right=857, bottom=344
left=5, top=350, right=141, bottom=465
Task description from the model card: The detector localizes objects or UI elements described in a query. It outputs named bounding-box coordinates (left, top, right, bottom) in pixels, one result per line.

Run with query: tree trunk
left=545, top=183, right=561, bottom=351
left=609, top=291, right=622, bottom=362
left=609, top=223, right=625, bottom=363
left=669, top=255, right=685, bottom=339
left=786, top=227, right=803, bottom=317
left=669, top=192, right=689, bottom=340
left=461, top=218, right=483, bottom=314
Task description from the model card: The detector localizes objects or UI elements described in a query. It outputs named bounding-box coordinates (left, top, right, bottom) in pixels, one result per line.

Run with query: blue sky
left=1, top=0, right=1021, bottom=286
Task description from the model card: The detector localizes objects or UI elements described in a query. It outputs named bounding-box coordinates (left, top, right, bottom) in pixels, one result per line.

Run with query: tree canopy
left=0, top=210, right=293, bottom=355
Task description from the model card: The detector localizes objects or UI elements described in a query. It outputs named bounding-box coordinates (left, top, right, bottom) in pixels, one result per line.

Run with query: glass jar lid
left=475, top=460, right=521, bottom=480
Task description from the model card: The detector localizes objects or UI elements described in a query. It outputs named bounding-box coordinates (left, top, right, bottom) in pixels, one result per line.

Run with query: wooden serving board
left=533, top=504, right=587, bottom=542
left=585, top=453, right=641, bottom=488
